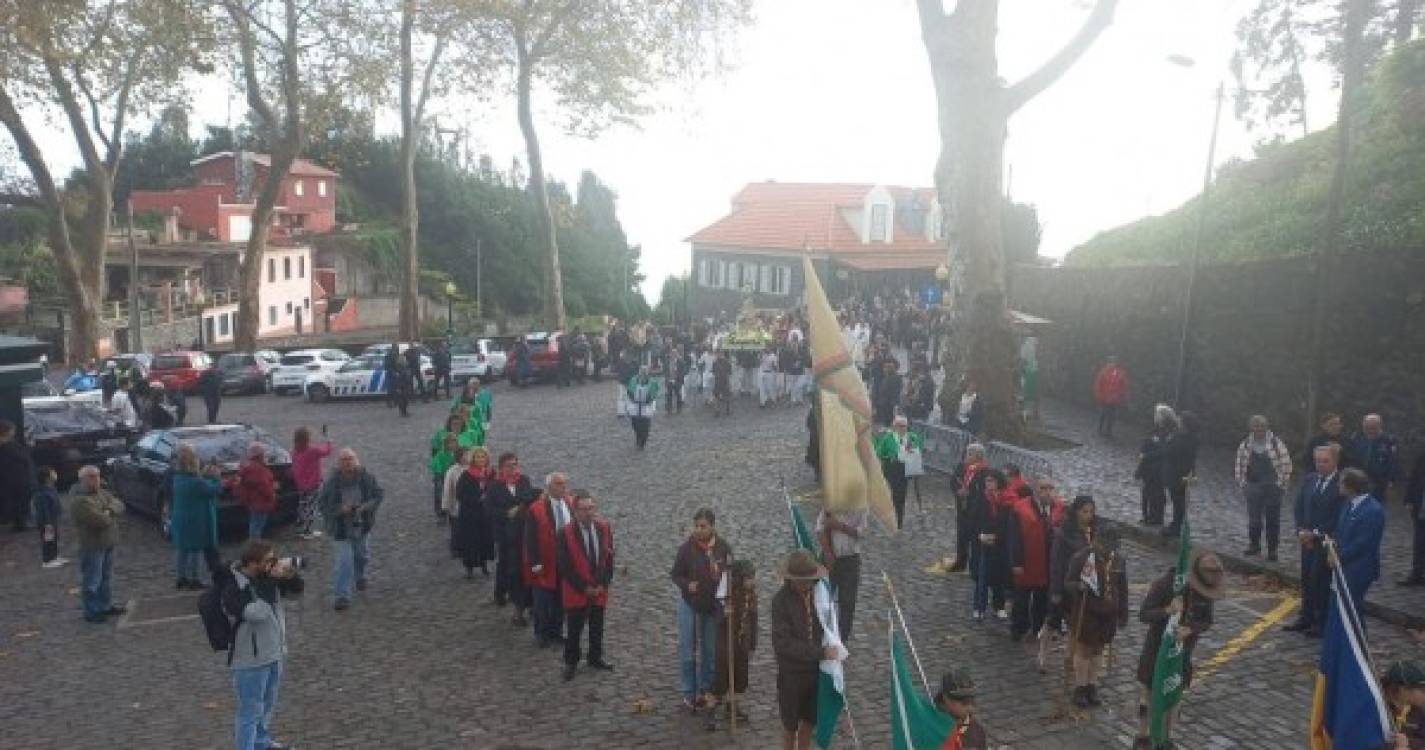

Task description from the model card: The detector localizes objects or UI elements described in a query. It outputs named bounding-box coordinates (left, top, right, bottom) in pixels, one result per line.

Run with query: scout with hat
left=771, top=549, right=835, bottom=750
left=934, top=668, right=989, bottom=749
left=1382, top=659, right=1425, bottom=748
left=1132, top=549, right=1227, bottom=749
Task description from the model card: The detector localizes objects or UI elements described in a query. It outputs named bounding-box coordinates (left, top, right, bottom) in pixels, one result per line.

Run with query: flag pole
left=881, top=571, right=933, bottom=695
left=726, top=582, right=737, bottom=737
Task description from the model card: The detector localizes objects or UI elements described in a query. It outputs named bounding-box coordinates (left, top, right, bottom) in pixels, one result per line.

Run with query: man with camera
left=316, top=448, right=385, bottom=611
left=222, top=539, right=304, bottom=750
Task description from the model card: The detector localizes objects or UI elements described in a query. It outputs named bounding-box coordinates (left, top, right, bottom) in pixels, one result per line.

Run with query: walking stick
left=913, top=477, right=923, bottom=514
left=1062, top=588, right=1088, bottom=715
left=726, top=595, right=737, bottom=737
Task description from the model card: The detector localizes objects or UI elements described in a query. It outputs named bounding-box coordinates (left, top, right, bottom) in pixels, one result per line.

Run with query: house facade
left=686, top=182, right=948, bottom=319
left=200, top=245, right=319, bottom=345
left=129, top=151, right=338, bottom=243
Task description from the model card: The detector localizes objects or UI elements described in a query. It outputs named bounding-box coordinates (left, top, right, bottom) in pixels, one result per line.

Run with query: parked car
left=21, top=379, right=103, bottom=408
left=450, top=338, right=508, bottom=385
left=24, top=400, right=136, bottom=489
left=268, top=348, right=350, bottom=395
left=148, top=351, right=214, bottom=393
left=303, top=353, right=434, bottom=403
left=105, top=424, right=297, bottom=539
left=523, top=331, right=563, bottom=382
left=217, top=351, right=280, bottom=394
left=101, top=353, right=153, bottom=382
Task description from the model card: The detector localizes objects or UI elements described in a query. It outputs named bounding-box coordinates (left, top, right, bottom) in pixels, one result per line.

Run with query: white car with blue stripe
left=303, top=354, right=434, bottom=402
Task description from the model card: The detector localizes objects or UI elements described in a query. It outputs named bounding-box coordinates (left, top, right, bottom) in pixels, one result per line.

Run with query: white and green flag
left=788, top=499, right=847, bottom=748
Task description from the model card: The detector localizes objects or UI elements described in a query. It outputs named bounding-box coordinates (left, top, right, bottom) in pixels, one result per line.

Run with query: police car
left=302, top=354, right=434, bottom=402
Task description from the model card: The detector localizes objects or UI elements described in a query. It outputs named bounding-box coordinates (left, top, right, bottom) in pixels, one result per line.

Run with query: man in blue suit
left=1330, top=468, right=1385, bottom=620
left=1284, top=445, right=1342, bottom=637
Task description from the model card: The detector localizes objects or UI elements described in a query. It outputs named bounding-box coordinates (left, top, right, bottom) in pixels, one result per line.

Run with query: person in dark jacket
left=966, top=469, right=1010, bottom=621
left=873, top=359, right=903, bottom=427
left=198, top=363, right=223, bottom=424
left=671, top=508, right=734, bottom=713
left=487, top=452, right=534, bottom=622
left=1005, top=480, right=1065, bottom=642
left=315, top=449, right=384, bottom=612
left=383, top=342, right=402, bottom=407
left=33, top=466, right=66, bottom=568
left=556, top=492, right=615, bottom=682
left=403, top=342, right=429, bottom=402
left=712, top=559, right=758, bottom=726
left=430, top=341, right=452, bottom=400
left=454, top=447, right=496, bottom=578
left=1283, top=445, right=1343, bottom=637
left=934, top=669, right=990, bottom=750
left=1381, top=659, right=1425, bottom=749
left=903, top=362, right=937, bottom=422
left=1399, top=450, right=1425, bottom=587
left=1132, top=550, right=1225, bottom=749
left=1064, top=528, right=1128, bottom=709
left=1160, top=410, right=1199, bottom=536
left=1301, top=412, right=1354, bottom=472
left=772, top=549, right=835, bottom=750
left=953, top=378, right=985, bottom=435
left=1049, top=495, right=1098, bottom=669
left=170, top=444, right=222, bottom=589
left=1135, top=404, right=1177, bottom=527
left=0, top=419, right=36, bottom=532
left=1349, top=414, right=1401, bottom=501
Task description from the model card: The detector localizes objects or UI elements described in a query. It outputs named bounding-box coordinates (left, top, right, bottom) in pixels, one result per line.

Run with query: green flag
left=1148, top=520, right=1191, bottom=745
left=890, top=630, right=955, bottom=750
left=788, top=497, right=844, bottom=748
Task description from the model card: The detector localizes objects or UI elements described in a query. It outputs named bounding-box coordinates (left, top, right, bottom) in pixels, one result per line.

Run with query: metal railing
left=102, top=288, right=239, bottom=323
left=912, top=420, right=1056, bottom=480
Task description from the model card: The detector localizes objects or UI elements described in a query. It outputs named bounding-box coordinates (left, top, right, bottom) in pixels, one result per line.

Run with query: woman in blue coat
left=170, top=443, right=222, bottom=590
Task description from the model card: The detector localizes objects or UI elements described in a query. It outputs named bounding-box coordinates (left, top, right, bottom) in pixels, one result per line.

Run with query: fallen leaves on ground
left=13, top=630, right=38, bottom=639
left=631, top=698, right=655, bottom=714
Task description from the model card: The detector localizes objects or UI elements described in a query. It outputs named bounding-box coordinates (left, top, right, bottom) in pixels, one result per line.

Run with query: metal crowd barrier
left=912, top=420, right=1055, bottom=480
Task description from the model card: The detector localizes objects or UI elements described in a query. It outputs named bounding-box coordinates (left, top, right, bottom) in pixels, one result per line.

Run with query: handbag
left=900, top=439, right=925, bottom=477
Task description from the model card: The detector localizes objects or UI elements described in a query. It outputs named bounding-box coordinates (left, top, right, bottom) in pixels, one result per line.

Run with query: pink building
left=129, top=151, right=338, bottom=243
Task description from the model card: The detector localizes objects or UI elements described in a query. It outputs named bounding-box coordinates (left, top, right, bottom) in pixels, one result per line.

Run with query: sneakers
left=41, top=557, right=69, bottom=569
left=995, top=609, right=1009, bottom=621
left=972, top=610, right=984, bottom=621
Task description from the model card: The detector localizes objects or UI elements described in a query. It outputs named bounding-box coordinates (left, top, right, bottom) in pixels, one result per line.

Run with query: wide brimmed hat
left=1384, top=660, right=1425, bottom=688
left=937, top=669, right=976, bottom=701
left=779, top=549, right=827, bottom=580
left=1186, top=549, right=1227, bottom=600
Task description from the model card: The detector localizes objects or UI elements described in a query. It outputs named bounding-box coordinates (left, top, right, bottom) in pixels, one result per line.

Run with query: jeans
left=175, top=549, right=203, bottom=581
left=969, top=539, right=1005, bottom=613
left=565, top=604, right=605, bottom=666
left=1245, top=483, right=1283, bottom=551
left=532, top=586, right=565, bottom=644
left=677, top=599, right=719, bottom=697
left=332, top=533, right=370, bottom=600
left=829, top=553, right=861, bottom=640
left=296, top=490, right=321, bottom=535
left=79, top=547, right=114, bottom=618
left=232, top=660, right=283, bottom=750
left=248, top=512, right=269, bottom=540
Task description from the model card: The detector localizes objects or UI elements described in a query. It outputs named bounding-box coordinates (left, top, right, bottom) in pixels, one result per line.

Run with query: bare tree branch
left=40, top=54, right=105, bottom=179
left=529, top=0, right=577, bottom=60
left=72, top=64, right=114, bottom=156
left=1004, top=0, right=1119, bottom=113
left=413, top=29, right=449, bottom=126
left=105, top=52, right=142, bottom=172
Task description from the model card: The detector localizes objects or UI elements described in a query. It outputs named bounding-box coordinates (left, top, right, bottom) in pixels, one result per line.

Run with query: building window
left=267, top=258, right=275, bottom=283
left=294, top=179, right=304, bottom=197
left=743, top=263, right=759, bottom=290
left=285, top=301, right=293, bottom=314
left=298, top=255, right=305, bottom=278
left=318, top=180, right=327, bottom=197
left=762, top=265, right=791, bottom=295
left=219, top=314, right=230, bottom=336
left=304, top=297, right=310, bottom=309
left=699, top=258, right=725, bottom=288
left=283, top=257, right=291, bottom=280
left=725, top=261, right=741, bottom=291
left=870, top=204, right=888, bottom=242
left=268, top=306, right=277, bottom=325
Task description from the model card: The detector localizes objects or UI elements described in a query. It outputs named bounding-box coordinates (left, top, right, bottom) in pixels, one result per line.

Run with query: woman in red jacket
left=238, top=443, right=278, bottom=540
left=1005, top=479, right=1065, bottom=643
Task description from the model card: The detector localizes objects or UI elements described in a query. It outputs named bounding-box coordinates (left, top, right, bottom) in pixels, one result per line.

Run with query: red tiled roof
left=689, top=181, right=942, bottom=254
left=191, top=151, right=339, bottom=178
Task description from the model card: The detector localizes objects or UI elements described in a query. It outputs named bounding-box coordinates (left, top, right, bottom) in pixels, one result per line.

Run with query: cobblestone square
left=2, top=381, right=1420, bottom=748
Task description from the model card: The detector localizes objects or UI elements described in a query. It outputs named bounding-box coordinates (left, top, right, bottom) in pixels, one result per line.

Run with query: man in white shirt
left=108, top=379, right=138, bottom=429
left=758, top=348, right=779, bottom=408
left=816, top=508, right=868, bottom=641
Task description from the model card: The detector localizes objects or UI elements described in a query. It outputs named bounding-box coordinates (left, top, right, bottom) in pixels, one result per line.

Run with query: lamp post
left=1166, top=53, right=1226, bottom=407
left=444, top=281, right=456, bottom=341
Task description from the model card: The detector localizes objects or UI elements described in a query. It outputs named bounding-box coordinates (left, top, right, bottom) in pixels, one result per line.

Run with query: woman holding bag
left=873, top=415, right=924, bottom=528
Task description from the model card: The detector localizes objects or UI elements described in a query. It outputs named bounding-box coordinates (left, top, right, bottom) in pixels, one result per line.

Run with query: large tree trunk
left=516, top=52, right=565, bottom=331
left=397, top=1, right=422, bottom=341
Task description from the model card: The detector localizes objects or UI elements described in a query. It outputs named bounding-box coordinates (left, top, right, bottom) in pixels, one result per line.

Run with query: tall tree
left=916, top=0, right=1118, bottom=439
left=476, top=0, right=751, bottom=330
left=0, top=1, right=206, bottom=360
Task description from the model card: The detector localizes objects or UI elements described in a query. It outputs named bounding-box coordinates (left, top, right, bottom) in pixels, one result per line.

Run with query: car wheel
left=159, top=491, right=173, bottom=542
left=308, top=383, right=330, bottom=403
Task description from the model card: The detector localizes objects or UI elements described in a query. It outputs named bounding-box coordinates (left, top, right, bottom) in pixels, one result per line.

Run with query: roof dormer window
left=870, top=204, right=888, bottom=243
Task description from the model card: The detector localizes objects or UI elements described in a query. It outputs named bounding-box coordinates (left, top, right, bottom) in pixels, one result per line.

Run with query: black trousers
left=564, top=604, right=605, bottom=666
left=830, top=553, right=861, bottom=641
left=1412, top=508, right=1425, bottom=578
left=1098, top=404, right=1118, bottom=436
left=40, top=526, right=58, bottom=563
left=433, top=371, right=452, bottom=399
left=532, top=586, right=565, bottom=643
left=495, top=533, right=525, bottom=606
left=1141, top=480, right=1167, bottom=524
left=954, top=498, right=973, bottom=564
left=409, top=371, right=428, bottom=400
left=883, top=461, right=908, bottom=528
left=1245, top=483, right=1283, bottom=551
left=631, top=416, right=651, bottom=448
left=1167, top=479, right=1188, bottom=530
left=204, top=395, right=220, bottom=424
left=1300, top=545, right=1329, bottom=627
left=1012, top=586, right=1048, bottom=638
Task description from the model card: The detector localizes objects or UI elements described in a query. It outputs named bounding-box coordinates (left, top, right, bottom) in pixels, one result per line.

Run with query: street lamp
left=1165, top=53, right=1226, bottom=407
left=444, top=281, right=457, bottom=339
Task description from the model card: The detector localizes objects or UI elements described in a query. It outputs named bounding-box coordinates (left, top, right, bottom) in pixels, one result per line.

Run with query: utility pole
left=1172, top=82, right=1225, bottom=407
left=474, top=238, right=482, bottom=320
left=126, top=201, right=143, bottom=353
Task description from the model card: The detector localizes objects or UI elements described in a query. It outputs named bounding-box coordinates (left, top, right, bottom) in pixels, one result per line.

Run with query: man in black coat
left=403, top=343, right=428, bottom=402
left=873, top=359, right=903, bottom=427
left=1283, top=445, right=1343, bottom=637
left=0, top=420, right=35, bottom=531
left=198, top=364, right=223, bottom=424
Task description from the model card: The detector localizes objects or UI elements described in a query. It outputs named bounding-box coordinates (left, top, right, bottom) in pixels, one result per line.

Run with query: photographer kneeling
left=222, top=539, right=304, bottom=750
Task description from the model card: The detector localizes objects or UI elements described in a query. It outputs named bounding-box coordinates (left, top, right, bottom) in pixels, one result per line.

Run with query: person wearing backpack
left=221, top=539, right=304, bottom=750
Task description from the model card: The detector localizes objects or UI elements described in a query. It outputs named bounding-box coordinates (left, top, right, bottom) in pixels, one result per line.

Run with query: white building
left=202, top=245, right=316, bottom=345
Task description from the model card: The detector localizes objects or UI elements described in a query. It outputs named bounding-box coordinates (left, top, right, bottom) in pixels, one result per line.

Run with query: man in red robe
left=558, top=492, right=615, bottom=681
left=525, top=472, right=573, bottom=648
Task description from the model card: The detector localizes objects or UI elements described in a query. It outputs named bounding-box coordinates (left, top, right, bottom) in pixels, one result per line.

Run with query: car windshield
left=21, top=380, right=58, bottom=398
left=280, top=354, right=315, bottom=366
left=23, top=402, right=116, bottom=439
left=482, top=339, right=509, bottom=353
left=339, top=356, right=380, bottom=372
left=219, top=354, right=251, bottom=368
left=152, top=355, right=190, bottom=369
left=173, top=426, right=290, bottom=465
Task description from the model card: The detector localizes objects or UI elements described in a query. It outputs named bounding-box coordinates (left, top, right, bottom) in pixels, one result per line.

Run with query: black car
left=106, top=424, right=298, bottom=539
left=218, top=351, right=279, bottom=395
left=23, top=400, right=137, bottom=489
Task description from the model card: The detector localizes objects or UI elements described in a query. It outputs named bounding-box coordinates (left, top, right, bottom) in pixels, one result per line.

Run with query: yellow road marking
left=1195, top=595, right=1300, bottom=683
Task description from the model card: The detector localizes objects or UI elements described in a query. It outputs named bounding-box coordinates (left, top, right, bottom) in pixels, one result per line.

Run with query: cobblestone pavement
left=1035, top=398, right=1425, bottom=625
left=2, top=382, right=1422, bottom=748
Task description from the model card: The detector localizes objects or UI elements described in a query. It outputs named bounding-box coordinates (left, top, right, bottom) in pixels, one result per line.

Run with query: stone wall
left=1009, top=248, right=1425, bottom=448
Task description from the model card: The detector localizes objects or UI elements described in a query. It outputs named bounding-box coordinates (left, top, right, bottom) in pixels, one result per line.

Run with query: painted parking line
left=1195, top=595, right=1300, bottom=683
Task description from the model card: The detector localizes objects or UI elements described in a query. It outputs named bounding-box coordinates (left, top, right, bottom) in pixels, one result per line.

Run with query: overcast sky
left=18, top=0, right=1343, bottom=304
